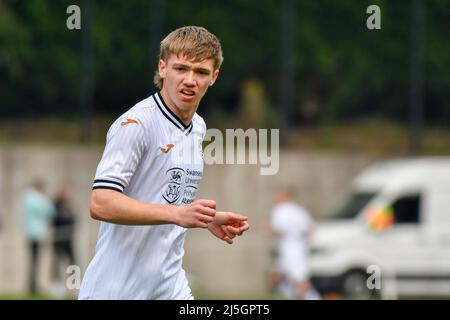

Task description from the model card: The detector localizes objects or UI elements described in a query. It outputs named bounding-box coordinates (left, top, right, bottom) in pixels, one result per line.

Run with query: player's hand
left=208, top=211, right=250, bottom=244
left=175, top=199, right=216, bottom=228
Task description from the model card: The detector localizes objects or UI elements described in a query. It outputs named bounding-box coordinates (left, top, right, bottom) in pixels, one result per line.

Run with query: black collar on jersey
left=153, top=92, right=194, bottom=134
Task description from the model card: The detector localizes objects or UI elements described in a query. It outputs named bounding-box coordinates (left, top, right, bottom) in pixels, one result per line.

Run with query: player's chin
left=178, top=101, right=197, bottom=111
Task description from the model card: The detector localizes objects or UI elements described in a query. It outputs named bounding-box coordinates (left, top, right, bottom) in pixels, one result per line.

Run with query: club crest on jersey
left=162, top=168, right=185, bottom=204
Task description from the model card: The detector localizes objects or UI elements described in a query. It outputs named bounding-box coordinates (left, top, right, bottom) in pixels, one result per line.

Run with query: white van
left=309, top=157, right=450, bottom=299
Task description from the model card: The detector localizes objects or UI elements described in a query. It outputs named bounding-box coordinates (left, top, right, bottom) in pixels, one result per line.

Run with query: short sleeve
left=92, top=114, right=148, bottom=193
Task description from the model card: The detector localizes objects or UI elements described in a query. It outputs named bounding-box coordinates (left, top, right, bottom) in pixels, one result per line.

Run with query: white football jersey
left=79, top=92, right=206, bottom=299
left=270, top=202, right=313, bottom=282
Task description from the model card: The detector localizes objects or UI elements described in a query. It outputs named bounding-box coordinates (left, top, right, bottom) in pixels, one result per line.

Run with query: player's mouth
left=179, top=89, right=196, bottom=101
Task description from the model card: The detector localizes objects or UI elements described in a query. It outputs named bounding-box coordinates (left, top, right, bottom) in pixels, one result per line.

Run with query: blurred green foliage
left=0, top=0, right=449, bottom=127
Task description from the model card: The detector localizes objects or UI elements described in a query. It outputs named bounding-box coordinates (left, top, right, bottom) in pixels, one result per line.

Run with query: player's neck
left=159, top=90, right=195, bottom=126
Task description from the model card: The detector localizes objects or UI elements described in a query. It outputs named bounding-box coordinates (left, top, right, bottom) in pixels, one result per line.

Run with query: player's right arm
left=90, top=189, right=216, bottom=228
left=90, top=111, right=215, bottom=228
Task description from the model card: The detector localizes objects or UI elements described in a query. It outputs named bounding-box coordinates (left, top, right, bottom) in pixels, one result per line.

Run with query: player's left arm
left=207, top=211, right=250, bottom=244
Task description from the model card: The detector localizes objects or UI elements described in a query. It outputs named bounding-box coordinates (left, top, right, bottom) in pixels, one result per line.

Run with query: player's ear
left=209, top=69, right=219, bottom=87
left=158, top=59, right=167, bottom=79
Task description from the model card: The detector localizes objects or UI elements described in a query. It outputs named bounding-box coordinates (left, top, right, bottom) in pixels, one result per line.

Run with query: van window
left=332, top=193, right=375, bottom=219
left=392, top=195, right=421, bottom=224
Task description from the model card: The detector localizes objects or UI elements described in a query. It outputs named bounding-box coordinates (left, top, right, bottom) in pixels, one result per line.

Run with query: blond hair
left=153, top=26, right=223, bottom=89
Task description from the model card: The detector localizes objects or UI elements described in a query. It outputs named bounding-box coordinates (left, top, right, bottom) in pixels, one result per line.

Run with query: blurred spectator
left=268, top=186, right=320, bottom=300
left=51, top=184, right=76, bottom=298
left=22, top=178, right=56, bottom=295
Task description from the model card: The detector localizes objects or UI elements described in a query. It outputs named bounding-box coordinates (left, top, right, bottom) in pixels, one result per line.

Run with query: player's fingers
left=227, top=222, right=249, bottom=236
left=199, top=213, right=214, bottom=224
left=238, top=222, right=250, bottom=234
left=227, top=212, right=248, bottom=221
left=223, top=236, right=233, bottom=244
left=225, top=225, right=242, bottom=236
left=198, top=206, right=216, bottom=217
left=221, top=225, right=235, bottom=239
left=196, top=221, right=209, bottom=229
left=197, top=199, right=216, bottom=210
left=240, top=221, right=250, bottom=230
left=195, top=210, right=213, bottom=222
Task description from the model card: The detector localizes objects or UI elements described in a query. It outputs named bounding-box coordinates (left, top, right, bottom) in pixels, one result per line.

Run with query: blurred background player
left=22, top=178, right=55, bottom=295
left=268, top=186, right=320, bottom=300
left=51, top=184, right=76, bottom=298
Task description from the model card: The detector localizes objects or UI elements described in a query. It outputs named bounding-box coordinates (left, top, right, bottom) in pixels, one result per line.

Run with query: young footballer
left=79, top=26, right=250, bottom=299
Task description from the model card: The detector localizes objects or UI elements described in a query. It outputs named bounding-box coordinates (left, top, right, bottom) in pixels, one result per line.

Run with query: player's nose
left=183, top=72, right=196, bottom=86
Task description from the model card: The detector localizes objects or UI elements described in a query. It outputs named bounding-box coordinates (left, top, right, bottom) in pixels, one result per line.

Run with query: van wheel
left=341, top=271, right=376, bottom=299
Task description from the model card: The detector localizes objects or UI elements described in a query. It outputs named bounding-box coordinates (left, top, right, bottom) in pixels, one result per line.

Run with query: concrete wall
left=0, top=147, right=377, bottom=296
